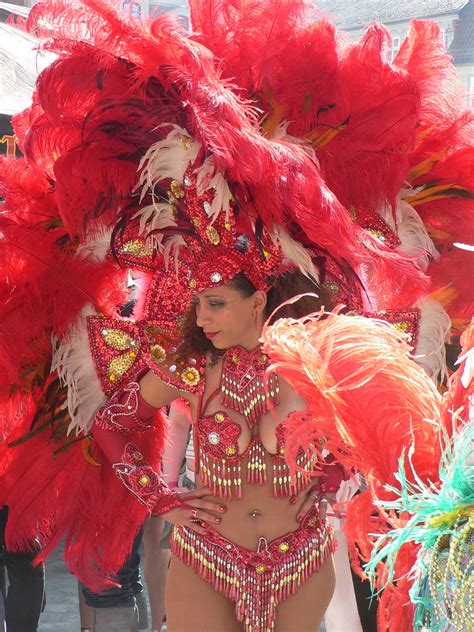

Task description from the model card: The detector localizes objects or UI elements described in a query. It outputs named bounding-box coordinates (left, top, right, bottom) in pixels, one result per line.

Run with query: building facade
left=317, top=0, right=473, bottom=104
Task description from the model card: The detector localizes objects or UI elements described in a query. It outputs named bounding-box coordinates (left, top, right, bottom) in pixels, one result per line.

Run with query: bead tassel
left=247, top=438, right=267, bottom=485
left=220, top=346, right=280, bottom=429
left=199, top=449, right=243, bottom=499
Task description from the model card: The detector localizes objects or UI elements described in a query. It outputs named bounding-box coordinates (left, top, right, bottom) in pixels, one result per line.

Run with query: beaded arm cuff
left=112, top=443, right=183, bottom=516
left=319, top=454, right=351, bottom=494
left=95, top=381, right=158, bottom=434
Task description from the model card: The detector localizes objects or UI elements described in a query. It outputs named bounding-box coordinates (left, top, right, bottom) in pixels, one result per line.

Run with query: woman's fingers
left=186, top=520, right=209, bottom=535
left=317, top=497, right=329, bottom=520
left=290, top=476, right=320, bottom=507
left=189, top=506, right=223, bottom=525
left=296, top=496, right=314, bottom=522
left=187, top=498, right=227, bottom=515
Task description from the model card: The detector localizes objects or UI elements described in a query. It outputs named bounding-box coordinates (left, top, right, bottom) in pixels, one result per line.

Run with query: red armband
left=319, top=454, right=350, bottom=494
left=95, top=381, right=158, bottom=434
left=112, top=443, right=183, bottom=516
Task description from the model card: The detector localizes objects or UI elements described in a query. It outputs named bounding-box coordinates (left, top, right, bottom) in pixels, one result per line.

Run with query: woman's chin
left=210, top=340, right=226, bottom=350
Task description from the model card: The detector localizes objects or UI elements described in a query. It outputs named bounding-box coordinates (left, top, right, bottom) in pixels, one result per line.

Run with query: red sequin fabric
left=88, top=315, right=205, bottom=396
left=112, top=442, right=182, bottom=515
left=360, top=308, right=420, bottom=349
left=95, top=381, right=154, bottom=434
left=178, top=171, right=282, bottom=293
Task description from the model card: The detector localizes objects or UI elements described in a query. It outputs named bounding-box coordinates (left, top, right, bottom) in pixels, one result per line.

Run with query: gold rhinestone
left=139, top=475, right=150, bottom=486
left=102, top=329, right=136, bottom=351
left=170, top=180, right=184, bottom=199
left=256, top=564, right=266, bottom=574
left=394, top=321, right=410, bottom=333
left=150, top=344, right=166, bottom=364
left=121, top=239, right=151, bottom=258
left=189, top=279, right=197, bottom=289
left=279, top=542, right=289, bottom=553
left=226, top=446, right=237, bottom=456
left=181, top=367, right=200, bottom=387
left=214, top=412, right=225, bottom=423
left=205, top=224, right=220, bottom=245
left=108, top=354, right=136, bottom=380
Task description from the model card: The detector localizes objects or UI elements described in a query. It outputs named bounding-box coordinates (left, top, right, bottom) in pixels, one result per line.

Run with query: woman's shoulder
left=146, top=341, right=206, bottom=395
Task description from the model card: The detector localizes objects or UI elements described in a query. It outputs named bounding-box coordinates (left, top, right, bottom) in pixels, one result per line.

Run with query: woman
left=92, top=270, right=345, bottom=632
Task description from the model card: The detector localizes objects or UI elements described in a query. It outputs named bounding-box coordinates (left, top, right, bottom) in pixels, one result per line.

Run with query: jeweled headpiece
left=118, top=127, right=285, bottom=295
left=174, top=171, right=282, bottom=292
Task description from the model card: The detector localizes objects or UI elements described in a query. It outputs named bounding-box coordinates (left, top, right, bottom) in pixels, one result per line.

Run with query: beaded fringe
left=221, top=371, right=280, bottom=429
left=199, top=449, right=243, bottom=499
left=272, top=450, right=310, bottom=498
left=199, top=442, right=309, bottom=499
left=171, top=518, right=336, bottom=632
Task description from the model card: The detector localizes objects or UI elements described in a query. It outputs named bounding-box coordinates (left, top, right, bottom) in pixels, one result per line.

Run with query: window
left=392, top=36, right=401, bottom=60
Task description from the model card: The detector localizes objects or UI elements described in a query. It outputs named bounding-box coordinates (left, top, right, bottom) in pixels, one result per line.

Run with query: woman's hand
left=291, top=478, right=341, bottom=522
left=161, top=487, right=226, bottom=535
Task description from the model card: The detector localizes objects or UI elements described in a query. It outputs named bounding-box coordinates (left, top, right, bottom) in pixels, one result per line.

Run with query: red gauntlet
left=319, top=454, right=350, bottom=494
left=112, top=443, right=183, bottom=516
left=95, top=381, right=158, bottom=434
left=93, top=377, right=183, bottom=516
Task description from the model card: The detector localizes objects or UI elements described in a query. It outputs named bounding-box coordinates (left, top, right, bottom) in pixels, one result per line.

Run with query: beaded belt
left=171, top=508, right=336, bottom=632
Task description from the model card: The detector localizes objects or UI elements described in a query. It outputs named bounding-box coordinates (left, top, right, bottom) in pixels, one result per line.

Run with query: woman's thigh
left=275, top=554, right=336, bottom=632
left=165, top=556, right=241, bottom=632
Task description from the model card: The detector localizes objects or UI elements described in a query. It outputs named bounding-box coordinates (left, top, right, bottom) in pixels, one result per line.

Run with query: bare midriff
left=189, top=364, right=309, bottom=550
left=196, top=465, right=302, bottom=549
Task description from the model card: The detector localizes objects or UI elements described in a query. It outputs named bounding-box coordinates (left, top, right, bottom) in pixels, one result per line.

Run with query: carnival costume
left=0, top=1, right=473, bottom=631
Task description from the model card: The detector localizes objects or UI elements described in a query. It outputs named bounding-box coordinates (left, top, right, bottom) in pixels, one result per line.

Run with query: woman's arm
left=92, top=371, right=185, bottom=515
left=91, top=371, right=225, bottom=530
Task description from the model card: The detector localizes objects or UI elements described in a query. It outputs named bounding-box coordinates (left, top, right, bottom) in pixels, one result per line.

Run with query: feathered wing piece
left=364, top=322, right=474, bottom=631
left=261, top=310, right=444, bottom=631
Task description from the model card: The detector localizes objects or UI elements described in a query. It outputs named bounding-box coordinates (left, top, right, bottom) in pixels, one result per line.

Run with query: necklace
left=220, top=345, right=280, bottom=428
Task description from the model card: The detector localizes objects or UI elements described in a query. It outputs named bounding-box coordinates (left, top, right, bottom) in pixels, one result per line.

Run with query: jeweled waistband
left=170, top=508, right=336, bottom=632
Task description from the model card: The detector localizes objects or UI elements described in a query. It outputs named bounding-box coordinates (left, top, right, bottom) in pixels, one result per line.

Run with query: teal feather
left=365, top=421, right=474, bottom=630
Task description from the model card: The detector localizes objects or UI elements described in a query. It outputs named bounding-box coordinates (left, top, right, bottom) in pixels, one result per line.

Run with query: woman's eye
left=209, top=302, right=224, bottom=308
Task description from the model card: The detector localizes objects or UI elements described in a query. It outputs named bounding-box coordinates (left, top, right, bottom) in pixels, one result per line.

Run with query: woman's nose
left=196, top=307, right=211, bottom=327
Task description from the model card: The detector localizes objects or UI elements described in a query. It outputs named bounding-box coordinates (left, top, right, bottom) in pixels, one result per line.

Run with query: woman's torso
left=187, top=354, right=310, bottom=549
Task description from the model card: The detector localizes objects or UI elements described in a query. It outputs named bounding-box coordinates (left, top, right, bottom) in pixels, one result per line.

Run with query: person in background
left=0, top=506, right=44, bottom=632
left=81, top=531, right=148, bottom=632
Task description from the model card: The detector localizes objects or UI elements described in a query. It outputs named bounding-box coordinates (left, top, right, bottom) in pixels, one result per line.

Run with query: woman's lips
left=204, top=332, right=219, bottom=339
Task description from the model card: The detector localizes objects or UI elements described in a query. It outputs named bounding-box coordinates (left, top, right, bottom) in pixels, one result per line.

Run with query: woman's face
left=192, top=283, right=266, bottom=350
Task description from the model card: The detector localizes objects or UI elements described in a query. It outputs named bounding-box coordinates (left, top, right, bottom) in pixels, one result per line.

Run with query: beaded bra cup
left=195, top=345, right=315, bottom=500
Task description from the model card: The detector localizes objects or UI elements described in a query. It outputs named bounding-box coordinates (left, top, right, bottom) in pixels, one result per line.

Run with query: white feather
left=195, top=156, right=233, bottom=221
left=51, top=304, right=106, bottom=435
left=270, top=122, right=318, bottom=162
left=76, top=228, right=113, bottom=262
left=413, top=299, right=451, bottom=383
left=381, top=193, right=439, bottom=271
left=274, top=225, right=319, bottom=280
left=137, top=125, right=201, bottom=203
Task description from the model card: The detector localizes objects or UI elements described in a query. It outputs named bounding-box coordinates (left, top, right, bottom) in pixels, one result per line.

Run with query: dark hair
left=178, top=270, right=333, bottom=357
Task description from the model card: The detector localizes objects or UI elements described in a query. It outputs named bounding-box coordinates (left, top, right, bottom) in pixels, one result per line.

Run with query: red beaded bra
left=193, top=345, right=315, bottom=500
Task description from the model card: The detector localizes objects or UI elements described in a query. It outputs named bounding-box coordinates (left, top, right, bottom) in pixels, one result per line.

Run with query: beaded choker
left=220, top=345, right=280, bottom=428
